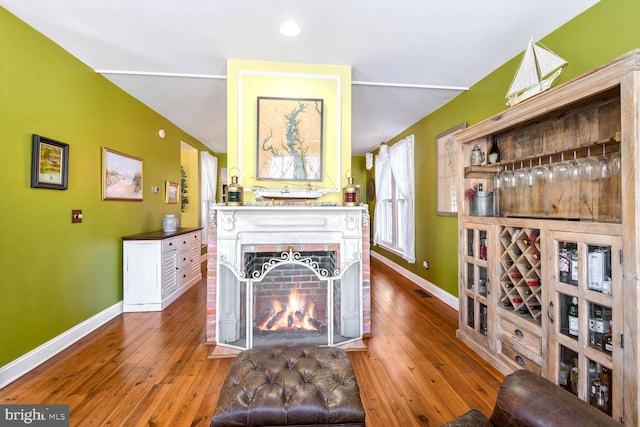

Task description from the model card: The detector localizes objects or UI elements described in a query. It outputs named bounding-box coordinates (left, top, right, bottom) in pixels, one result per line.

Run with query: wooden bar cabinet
left=455, top=50, right=640, bottom=425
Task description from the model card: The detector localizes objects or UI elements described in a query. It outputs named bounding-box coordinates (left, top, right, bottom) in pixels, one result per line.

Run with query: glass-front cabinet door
left=547, top=231, right=623, bottom=421
left=460, top=224, right=492, bottom=343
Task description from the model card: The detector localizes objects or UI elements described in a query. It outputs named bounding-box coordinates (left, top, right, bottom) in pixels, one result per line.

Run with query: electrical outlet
left=422, top=260, right=429, bottom=269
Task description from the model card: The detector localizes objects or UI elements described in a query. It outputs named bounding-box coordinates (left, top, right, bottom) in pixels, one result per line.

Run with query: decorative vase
left=162, top=214, right=178, bottom=233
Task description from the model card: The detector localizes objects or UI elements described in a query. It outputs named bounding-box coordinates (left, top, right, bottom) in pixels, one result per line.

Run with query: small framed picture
left=31, top=134, right=69, bottom=190
left=165, top=181, right=179, bottom=204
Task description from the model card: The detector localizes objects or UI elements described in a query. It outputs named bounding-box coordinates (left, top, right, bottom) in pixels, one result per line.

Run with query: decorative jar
left=162, top=214, right=178, bottom=233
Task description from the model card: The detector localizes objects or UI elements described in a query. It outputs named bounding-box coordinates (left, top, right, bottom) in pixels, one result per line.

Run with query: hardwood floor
left=0, top=258, right=504, bottom=426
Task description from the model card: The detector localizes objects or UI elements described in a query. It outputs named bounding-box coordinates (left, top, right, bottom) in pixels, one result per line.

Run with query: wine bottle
left=488, top=135, right=501, bottom=164
left=568, top=297, right=579, bottom=337
left=559, top=242, right=570, bottom=283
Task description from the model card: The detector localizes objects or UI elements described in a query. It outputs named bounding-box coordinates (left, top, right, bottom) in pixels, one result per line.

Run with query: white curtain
left=373, top=147, right=390, bottom=246
left=200, top=152, right=218, bottom=241
left=389, top=135, right=415, bottom=263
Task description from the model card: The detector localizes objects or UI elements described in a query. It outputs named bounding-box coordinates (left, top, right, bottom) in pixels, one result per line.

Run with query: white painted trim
left=371, top=251, right=458, bottom=310
left=94, top=69, right=469, bottom=92
left=0, top=302, right=123, bottom=389
left=236, top=69, right=344, bottom=190
left=95, top=70, right=227, bottom=80
left=352, top=80, right=468, bottom=91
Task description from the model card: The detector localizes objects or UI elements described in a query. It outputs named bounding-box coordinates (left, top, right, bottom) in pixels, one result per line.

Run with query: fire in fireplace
left=255, top=285, right=327, bottom=333
left=250, top=251, right=332, bottom=347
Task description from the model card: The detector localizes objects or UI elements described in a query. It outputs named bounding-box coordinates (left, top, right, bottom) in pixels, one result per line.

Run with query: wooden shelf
left=464, top=164, right=501, bottom=178
left=487, top=135, right=621, bottom=171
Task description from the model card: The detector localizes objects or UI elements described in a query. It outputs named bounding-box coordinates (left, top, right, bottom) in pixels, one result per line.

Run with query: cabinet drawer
left=162, top=237, right=180, bottom=252
left=178, top=231, right=200, bottom=249
left=188, top=231, right=201, bottom=245
left=499, top=316, right=541, bottom=355
left=500, top=339, right=541, bottom=376
left=177, top=250, right=191, bottom=269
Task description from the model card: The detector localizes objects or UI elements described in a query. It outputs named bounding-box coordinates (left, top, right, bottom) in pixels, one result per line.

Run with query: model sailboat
left=506, top=38, right=568, bottom=106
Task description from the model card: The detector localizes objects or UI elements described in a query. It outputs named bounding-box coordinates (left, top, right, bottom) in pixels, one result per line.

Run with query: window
left=373, top=135, right=415, bottom=263
left=200, top=152, right=218, bottom=241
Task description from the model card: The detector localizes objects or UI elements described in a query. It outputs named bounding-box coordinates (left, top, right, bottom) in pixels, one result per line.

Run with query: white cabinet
left=123, top=228, right=202, bottom=312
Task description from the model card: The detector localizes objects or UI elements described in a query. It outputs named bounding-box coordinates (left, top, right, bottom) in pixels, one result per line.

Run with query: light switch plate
left=72, top=209, right=82, bottom=223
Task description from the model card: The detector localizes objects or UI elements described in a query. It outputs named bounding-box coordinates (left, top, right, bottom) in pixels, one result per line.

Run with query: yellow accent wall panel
left=227, top=59, right=351, bottom=202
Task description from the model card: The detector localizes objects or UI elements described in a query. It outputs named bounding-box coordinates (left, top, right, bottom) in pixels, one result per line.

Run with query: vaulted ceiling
left=0, top=0, right=599, bottom=154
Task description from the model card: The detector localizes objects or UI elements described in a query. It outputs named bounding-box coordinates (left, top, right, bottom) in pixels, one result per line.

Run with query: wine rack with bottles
left=498, top=226, right=542, bottom=323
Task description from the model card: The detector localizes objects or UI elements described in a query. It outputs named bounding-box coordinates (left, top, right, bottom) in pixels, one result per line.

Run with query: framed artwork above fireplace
left=256, top=96, right=324, bottom=182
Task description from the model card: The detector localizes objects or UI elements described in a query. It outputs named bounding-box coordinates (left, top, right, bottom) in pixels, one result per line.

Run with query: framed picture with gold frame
left=102, top=147, right=143, bottom=201
left=165, top=181, right=179, bottom=204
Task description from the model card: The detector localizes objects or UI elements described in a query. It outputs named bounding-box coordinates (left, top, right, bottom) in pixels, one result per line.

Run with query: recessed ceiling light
left=279, top=21, right=301, bottom=38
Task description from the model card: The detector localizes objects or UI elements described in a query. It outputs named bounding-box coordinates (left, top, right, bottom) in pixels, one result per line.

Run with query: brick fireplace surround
left=206, top=205, right=371, bottom=351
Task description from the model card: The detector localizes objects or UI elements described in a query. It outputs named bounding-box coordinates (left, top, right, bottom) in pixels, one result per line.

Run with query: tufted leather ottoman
left=211, top=346, right=366, bottom=427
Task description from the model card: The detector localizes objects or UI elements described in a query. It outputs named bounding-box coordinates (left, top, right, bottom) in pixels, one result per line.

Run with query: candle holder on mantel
left=226, top=167, right=244, bottom=206
left=343, top=170, right=359, bottom=206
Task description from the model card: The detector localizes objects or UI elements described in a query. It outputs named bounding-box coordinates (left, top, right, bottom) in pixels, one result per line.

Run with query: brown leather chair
left=440, top=369, right=622, bottom=427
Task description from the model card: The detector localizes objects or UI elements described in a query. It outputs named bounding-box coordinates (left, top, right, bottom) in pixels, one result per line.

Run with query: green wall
left=371, top=0, right=640, bottom=296
left=0, top=8, right=215, bottom=366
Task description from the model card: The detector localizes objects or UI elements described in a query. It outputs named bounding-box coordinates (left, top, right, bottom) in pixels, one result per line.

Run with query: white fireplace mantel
left=215, top=205, right=366, bottom=270
left=206, top=204, right=371, bottom=351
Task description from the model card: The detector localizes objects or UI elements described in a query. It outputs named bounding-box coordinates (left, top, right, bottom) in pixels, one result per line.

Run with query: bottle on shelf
left=479, top=238, right=487, bottom=260
left=570, top=358, right=579, bottom=395
left=604, top=318, right=613, bottom=353
left=590, top=368, right=602, bottom=408
left=600, top=367, right=612, bottom=415
left=589, top=305, right=610, bottom=349
left=570, top=247, right=579, bottom=286
left=569, top=297, right=579, bottom=337
left=590, top=365, right=611, bottom=415
left=559, top=242, right=570, bottom=283
left=488, top=135, right=501, bottom=164
left=559, top=361, right=570, bottom=390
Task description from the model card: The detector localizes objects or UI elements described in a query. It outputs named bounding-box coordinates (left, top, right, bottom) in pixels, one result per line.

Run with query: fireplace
left=207, top=205, right=370, bottom=351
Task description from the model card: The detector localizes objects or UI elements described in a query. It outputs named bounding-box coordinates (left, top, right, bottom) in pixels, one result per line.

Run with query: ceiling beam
left=95, top=69, right=468, bottom=91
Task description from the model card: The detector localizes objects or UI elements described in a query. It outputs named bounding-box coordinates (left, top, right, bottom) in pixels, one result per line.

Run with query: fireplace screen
left=217, top=249, right=361, bottom=350
left=253, top=262, right=329, bottom=347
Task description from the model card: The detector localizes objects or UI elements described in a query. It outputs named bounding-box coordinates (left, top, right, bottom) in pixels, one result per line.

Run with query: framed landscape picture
left=256, top=97, right=323, bottom=181
left=436, top=123, right=466, bottom=216
left=102, top=147, right=143, bottom=201
left=31, top=134, right=69, bottom=190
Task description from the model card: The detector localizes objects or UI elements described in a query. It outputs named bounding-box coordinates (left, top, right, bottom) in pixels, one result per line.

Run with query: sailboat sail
left=506, top=39, right=567, bottom=106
